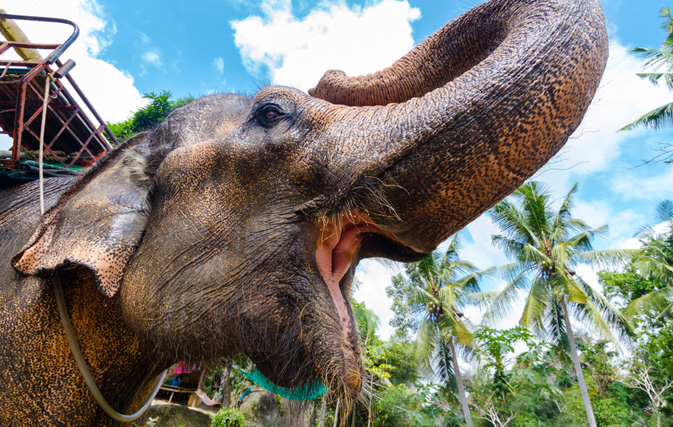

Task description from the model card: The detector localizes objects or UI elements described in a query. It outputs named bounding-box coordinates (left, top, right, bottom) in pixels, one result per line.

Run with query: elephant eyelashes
left=256, top=104, right=285, bottom=127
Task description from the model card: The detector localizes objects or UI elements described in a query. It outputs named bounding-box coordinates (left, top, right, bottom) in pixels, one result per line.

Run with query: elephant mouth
left=315, top=211, right=423, bottom=341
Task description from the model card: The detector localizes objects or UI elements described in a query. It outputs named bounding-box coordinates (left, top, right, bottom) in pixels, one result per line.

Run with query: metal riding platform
left=0, top=10, right=119, bottom=186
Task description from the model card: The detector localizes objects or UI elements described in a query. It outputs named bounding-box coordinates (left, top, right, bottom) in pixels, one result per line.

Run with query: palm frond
left=492, top=234, right=526, bottom=260
left=621, top=101, right=673, bottom=131
left=463, top=291, right=499, bottom=309
left=551, top=183, right=578, bottom=237
left=573, top=248, right=639, bottom=270
left=635, top=72, right=673, bottom=89
left=553, top=271, right=588, bottom=304
left=415, top=319, right=439, bottom=374
left=655, top=199, right=673, bottom=223
left=624, top=286, right=673, bottom=319
left=482, top=269, right=532, bottom=324
left=545, top=299, right=568, bottom=350
left=490, top=200, right=543, bottom=247
left=573, top=276, right=634, bottom=342
left=435, top=339, right=457, bottom=392
left=497, top=261, right=535, bottom=283
left=564, top=225, right=609, bottom=252
left=630, top=46, right=673, bottom=71
left=519, top=275, right=550, bottom=334
left=438, top=314, right=473, bottom=348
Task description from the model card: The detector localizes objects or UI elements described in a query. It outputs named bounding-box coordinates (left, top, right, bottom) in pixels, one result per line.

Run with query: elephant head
left=11, top=0, right=607, bottom=407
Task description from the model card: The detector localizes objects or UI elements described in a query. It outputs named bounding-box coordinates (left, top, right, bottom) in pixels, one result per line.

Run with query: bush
left=108, top=91, right=193, bottom=142
left=211, top=407, right=245, bottom=427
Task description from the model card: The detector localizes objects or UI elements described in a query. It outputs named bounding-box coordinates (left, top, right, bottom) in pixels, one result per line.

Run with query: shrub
left=211, top=406, right=245, bottom=427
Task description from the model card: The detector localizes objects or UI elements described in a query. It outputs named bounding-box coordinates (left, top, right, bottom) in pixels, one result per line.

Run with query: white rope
left=38, top=73, right=51, bottom=215
left=53, top=275, right=169, bottom=422
left=41, top=76, right=167, bottom=422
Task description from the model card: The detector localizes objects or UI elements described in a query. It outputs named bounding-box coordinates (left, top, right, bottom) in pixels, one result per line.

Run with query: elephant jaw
left=315, top=211, right=422, bottom=342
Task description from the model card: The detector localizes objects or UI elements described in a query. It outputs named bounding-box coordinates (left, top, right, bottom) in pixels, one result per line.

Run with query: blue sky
left=9, top=0, right=673, bottom=338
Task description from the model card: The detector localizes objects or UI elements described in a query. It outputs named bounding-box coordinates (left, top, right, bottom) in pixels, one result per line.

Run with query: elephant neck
left=0, top=270, right=167, bottom=426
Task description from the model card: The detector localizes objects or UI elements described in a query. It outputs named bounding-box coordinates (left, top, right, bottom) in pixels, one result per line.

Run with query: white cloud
left=571, top=198, right=648, bottom=248
left=2, top=0, right=146, bottom=124
left=231, top=0, right=420, bottom=90
left=611, top=166, right=673, bottom=201
left=353, top=260, right=404, bottom=340
left=213, top=56, right=225, bottom=74
left=141, top=50, right=163, bottom=67
left=461, top=215, right=510, bottom=274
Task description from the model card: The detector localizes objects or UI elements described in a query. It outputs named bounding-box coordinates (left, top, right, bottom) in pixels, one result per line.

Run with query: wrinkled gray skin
left=0, top=0, right=608, bottom=425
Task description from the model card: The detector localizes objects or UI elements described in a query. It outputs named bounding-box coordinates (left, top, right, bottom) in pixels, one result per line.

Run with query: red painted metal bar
left=4, top=41, right=59, bottom=50
left=59, top=59, right=118, bottom=150
left=0, top=12, right=120, bottom=171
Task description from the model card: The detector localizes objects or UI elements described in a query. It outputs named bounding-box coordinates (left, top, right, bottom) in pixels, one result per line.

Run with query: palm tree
left=622, top=8, right=673, bottom=132
left=411, top=235, right=489, bottom=427
left=485, top=182, right=634, bottom=427
left=625, top=200, right=673, bottom=319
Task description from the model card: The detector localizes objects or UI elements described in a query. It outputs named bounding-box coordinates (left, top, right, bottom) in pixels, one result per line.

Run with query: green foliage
left=210, top=407, right=245, bottom=427
left=600, top=200, right=673, bottom=324
left=387, top=273, right=422, bottom=340
left=557, top=383, right=637, bottom=427
left=362, top=338, right=419, bottom=386
left=598, top=266, right=659, bottom=309
left=374, top=384, right=435, bottom=427
left=108, top=91, right=194, bottom=142
left=474, top=325, right=550, bottom=405
left=576, top=340, right=617, bottom=397
left=351, top=299, right=380, bottom=346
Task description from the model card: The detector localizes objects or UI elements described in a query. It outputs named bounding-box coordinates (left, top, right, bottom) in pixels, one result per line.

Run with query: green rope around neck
left=237, top=368, right=327, bottom=401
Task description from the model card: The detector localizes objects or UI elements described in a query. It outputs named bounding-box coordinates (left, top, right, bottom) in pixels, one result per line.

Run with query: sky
left=5, top=0, right=672, bottom=339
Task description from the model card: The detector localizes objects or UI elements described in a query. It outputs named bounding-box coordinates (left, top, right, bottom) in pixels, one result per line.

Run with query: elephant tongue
left=315, top=212, right=421, bottom=341
left=315, top=219, right=366, bottom=341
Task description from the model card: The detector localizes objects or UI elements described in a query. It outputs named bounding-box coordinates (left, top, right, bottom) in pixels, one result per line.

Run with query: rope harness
left=39, top=80, right=168, bottom=422
left=53, top=275, right=169, bottom=422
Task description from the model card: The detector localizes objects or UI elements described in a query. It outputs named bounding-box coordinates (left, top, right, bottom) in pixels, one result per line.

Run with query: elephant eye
left=256, top=104, right=285, bottom=127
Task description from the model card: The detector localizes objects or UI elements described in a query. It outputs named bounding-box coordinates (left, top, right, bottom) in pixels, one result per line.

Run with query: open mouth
left=315, top=211, right=423, bottom=340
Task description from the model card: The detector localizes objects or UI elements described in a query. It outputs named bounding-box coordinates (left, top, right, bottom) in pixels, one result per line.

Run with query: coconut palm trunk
left=560, top=298, right=597, bottom=427
left=222, top=361, right=232, bottom=407
left=319, top=396, right=327, bottom=427
left=447, top=339, right=473, bottom=427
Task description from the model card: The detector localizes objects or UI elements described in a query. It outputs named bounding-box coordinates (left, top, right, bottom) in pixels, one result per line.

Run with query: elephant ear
left=12, top=135, right=156, bottom=298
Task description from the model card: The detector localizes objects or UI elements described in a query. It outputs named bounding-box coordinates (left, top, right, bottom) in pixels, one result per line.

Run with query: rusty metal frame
left=0, top=13, right=119, bottom=170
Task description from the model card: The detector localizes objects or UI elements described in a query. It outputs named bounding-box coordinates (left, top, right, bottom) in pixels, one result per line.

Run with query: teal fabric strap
left=237, top=368, right=327, bottom=401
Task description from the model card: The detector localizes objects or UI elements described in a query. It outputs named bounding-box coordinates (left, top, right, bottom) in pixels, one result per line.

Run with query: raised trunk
left=447, top=339, right=473, bottom=427
left=560, top=299, right=597, bottom=427
left=307, top=0, right=608, bottom=251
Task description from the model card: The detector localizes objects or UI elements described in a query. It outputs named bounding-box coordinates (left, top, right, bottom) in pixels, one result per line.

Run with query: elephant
left=0, top=0, right=607, bottom=425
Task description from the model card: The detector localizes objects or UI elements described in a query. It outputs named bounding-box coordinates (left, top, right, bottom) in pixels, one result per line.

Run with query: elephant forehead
left=154, top=93, right=253, bottom=149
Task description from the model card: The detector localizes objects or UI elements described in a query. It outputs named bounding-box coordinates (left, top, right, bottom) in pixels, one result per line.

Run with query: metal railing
left=0, top=12, right=119, bottom=170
